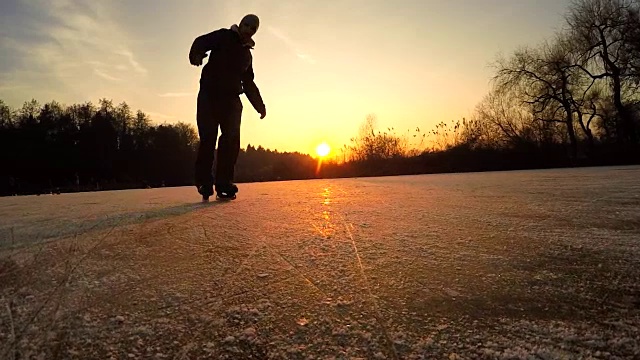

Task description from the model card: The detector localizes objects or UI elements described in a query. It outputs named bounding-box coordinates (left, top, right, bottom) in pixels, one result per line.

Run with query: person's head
left=238, top=14, right=259, bottom=40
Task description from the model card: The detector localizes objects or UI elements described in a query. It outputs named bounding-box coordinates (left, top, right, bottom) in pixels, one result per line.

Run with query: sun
left=316, top=142, right=331, bottom=157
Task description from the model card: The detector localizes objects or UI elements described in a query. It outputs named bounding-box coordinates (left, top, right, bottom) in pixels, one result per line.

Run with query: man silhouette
left=189, top=14, right=266, bottom=200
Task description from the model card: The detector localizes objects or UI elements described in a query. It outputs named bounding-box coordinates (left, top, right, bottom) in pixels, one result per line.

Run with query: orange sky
left=0, top=0, right=572, bottom=157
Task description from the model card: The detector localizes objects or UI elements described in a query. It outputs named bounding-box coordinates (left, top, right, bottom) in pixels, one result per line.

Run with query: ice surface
left=0, top=166, right=639, bottom=359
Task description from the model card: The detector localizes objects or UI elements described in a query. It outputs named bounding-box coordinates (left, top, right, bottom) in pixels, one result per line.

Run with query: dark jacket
left=189, top=28, right=265, bottom=113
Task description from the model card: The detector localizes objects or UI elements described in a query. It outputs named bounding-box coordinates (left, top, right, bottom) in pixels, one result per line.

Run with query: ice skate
left=215, top=183, right=238, bottom=200
left=197, top=184, right=214, bottom=202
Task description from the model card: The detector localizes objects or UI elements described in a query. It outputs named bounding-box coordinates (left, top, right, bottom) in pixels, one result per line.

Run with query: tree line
left=327, top=0, right=640, bottom=177
left=0, top=98, right=318, bottom=195
left=1, top=0, right=639, bottom=196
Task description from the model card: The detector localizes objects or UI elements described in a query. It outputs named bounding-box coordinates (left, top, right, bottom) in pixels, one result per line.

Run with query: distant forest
left=1, top=0, right=639, bottom=196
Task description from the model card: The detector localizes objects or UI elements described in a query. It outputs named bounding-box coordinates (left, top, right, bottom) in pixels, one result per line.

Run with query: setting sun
left=316, top=142, right=331, bottom=157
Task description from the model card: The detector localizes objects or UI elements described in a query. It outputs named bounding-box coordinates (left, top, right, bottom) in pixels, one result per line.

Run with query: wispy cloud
left=94, top=69, right=122, bottom=82
left=296, top=53, right=316, bottom=64
left=158, top=92, right=194, bottom=98
left=268, top=26, right=317, bottom=65
left=0, top=84, right=30, bottom=92
left=117, top=50, right=148, bottom=75
left=0, top=0, right=147, bottom=97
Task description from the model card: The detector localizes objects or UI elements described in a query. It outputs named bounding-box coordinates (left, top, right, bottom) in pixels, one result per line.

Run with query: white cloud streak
left=117, top=50, right=148, bottom=75
left=94, top=69, right=122, bottom=82
left=2, top=0, right=147, bottom=93
left=268, top=26, right=317, bottom=64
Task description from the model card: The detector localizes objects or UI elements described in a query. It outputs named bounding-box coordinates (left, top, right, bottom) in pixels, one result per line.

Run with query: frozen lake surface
left=1, top=166, right=639, bottom=359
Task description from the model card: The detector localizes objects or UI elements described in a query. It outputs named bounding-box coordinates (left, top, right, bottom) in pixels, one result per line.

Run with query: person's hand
left=259, top=107, right=266, bottom=119
left=189, top=52, right=207, bottom=66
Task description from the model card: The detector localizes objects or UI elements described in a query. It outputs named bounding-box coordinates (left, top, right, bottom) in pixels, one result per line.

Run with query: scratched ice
left=1, top=166, right=639, bottom=359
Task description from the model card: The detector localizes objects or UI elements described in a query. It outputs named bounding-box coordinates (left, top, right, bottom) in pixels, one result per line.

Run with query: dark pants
left=194, top=88, right=243, bottom=188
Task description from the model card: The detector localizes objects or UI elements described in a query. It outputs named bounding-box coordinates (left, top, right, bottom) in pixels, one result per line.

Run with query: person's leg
left=194, top=89, right=219, bottom=194
left=215, top=96, right=243, bottom=190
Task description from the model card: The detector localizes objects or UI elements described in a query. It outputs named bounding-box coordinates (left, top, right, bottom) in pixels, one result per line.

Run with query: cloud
left=0, top=84, right=30, bottom=92
left=94, top=69, right=122, bottom=82
left=0, top=0, right=147, bottom=97
left=268, top=26, right=316, bottom=65
left=117, top=50, right=148, bottom=75
left=296, top=53, right=317, bottom=64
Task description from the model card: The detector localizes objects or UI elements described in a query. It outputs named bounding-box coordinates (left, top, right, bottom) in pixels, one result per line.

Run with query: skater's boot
left=215, top=183, right=238, bottom=200
left=197, top=183, right=214, bottom=201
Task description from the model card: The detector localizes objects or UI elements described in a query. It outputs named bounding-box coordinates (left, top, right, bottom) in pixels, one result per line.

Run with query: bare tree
left=494, top=35, right=586, bottom=159
left=622, top=3, right=640, bottom=89
left=571, top=81, right=610, bottom=148
left=567, top=0, right=640, bottom=143
left=0, top=100, right=14, bottom=128
left=347, top=115, right=406, bottom=161
left=473, top=87, right=537, bottom=147
left=17, top=99, right=41, bottom=127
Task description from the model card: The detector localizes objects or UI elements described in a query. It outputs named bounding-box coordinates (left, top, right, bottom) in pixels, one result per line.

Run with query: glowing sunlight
left=316, top=142, right=331, bottom=158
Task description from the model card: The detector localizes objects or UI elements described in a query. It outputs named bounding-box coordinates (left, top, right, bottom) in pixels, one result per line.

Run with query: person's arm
left=242, top=63, right=266, bottom=118
left=189, top=30, right=223, bottom=66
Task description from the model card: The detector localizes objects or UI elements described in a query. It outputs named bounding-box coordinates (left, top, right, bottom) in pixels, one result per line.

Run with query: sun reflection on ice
left=322, top=187, right=331, bottom=205
left=311, top=186, right=335, bottom=239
